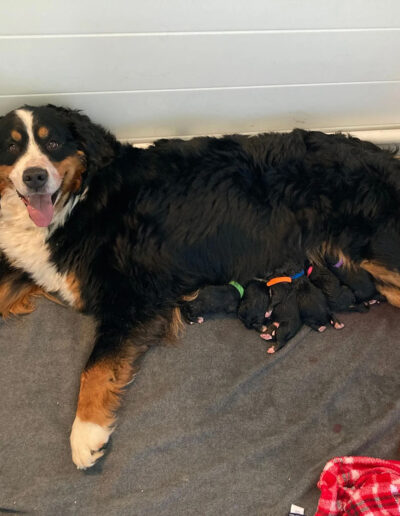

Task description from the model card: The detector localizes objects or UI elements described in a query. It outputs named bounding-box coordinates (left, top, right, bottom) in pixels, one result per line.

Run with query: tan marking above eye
left=11, top=130, right=22, bottom=142
left=38, top=126, right=49, bottom=139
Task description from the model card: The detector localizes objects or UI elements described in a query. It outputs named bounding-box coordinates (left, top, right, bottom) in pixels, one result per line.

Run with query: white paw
left=70, top=417, right=113, bottom=469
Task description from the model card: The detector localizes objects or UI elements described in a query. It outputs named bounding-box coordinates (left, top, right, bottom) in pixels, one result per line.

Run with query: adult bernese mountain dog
left=0, top=104, right=399, bottom=469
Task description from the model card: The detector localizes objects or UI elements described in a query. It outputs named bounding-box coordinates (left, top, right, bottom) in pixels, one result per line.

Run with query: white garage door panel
left=1, top=31, right=399, bottom=96
left=1, top=0, right=399, bottom=35
left=1, top=83, right=398, bottom=140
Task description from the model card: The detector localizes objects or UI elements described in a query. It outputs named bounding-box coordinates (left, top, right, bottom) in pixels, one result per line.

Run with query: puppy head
left=238, top=281, right=271, bottom=330
left=0, top=105, right=116, bottom=227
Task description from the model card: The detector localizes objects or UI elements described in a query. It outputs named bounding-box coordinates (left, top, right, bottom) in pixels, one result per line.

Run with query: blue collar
left=291, top=270, right=305, bottom=280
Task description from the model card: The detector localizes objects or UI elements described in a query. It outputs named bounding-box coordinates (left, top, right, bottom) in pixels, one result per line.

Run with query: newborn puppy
left=326, top=256, right=385, bottom=305
left=261, top=262, right=343, bottom=352
left=293, top=268, right=343, bottom=332
left=237, top=280, right=271, bottom=332
left=309, top=263, right=368, bottom=313
left=181, top=283, right=242, bottom=324
left=259, top=274, right=302, bottom=354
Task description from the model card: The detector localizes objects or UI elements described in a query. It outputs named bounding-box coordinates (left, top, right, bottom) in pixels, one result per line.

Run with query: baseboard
left=346, top=128, right=400, bottom=146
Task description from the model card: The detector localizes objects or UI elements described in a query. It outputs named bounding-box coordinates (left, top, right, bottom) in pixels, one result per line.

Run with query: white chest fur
left=0, top=190, right=76, bottom=305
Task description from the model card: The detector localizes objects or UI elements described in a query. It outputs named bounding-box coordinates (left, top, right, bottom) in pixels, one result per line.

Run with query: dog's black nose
left=22, top=167, right=48, bottom=190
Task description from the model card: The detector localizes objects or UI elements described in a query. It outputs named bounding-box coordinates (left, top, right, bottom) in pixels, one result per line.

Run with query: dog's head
left=0, top=105, right=116, bottom=227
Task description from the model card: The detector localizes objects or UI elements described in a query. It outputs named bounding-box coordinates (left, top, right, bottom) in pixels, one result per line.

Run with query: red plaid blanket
left=315, top=456, right=400, bottom=515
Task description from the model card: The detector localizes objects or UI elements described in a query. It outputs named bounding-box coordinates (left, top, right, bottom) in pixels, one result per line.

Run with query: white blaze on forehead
left=16, top=109, right=35, bottom=146
left=10, top=109, right=61, bottom=195
left=15, top=109, right=48, bottom=167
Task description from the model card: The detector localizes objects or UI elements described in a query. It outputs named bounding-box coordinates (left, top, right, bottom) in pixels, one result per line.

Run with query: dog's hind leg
left=361, top=261, right=400, bottom=307
left=371, top=283, right=400, bottom=307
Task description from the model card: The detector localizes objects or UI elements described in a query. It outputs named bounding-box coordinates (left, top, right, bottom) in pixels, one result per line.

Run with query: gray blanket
left=1, top=299, right=400, bottom=515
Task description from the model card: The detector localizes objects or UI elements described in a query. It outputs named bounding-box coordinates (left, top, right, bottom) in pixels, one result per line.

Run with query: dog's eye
left=8, top=143, right=18, bottom=153
left=46, top=140, right=61, bottom=151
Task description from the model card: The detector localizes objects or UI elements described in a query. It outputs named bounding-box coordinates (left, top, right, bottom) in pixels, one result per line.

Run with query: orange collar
left=266, top=276, right=292, bottom=287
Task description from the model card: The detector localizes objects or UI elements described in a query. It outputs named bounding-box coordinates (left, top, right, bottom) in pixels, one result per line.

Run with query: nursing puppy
left=259, top=272, right=302, bottom=353
left=237, top=280, right=271, bottom=332
left=309, top=262, right=368, bottom=313
left=181, top=282, right=242, bottom=324
left=1, top=105, right=400, bottom=469
left=261, top=262, right=342, bottom=353
left=181, top=280, right=271, bottom=333
left=326, top=256, right=385, bottom=305
left=292, top=267, right=343, bottom=332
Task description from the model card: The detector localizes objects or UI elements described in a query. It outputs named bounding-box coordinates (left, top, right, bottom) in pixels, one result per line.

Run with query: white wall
left=0, top=0, right=399, bottom=142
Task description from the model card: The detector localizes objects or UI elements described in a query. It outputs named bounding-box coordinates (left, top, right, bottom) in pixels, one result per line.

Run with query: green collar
left=229, top=280, right=244, bottom=299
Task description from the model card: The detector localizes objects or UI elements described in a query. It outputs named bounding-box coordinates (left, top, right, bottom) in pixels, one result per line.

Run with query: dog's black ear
left=45, top=104, right=118, bottom=174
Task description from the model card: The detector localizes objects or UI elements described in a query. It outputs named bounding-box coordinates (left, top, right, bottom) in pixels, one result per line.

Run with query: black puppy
left=260, top=262, right=343, bottom=353
left=309, top=262, right=368, bottom=313
left=286, top=262, right=343, bottom=331
left=181, top=282, right=243, bottom=324
left=292, top=268, right=343, bottom=332
left=258, top=271, right=302, bottom=354
left=326, top=256, right=385, bottom=305
left=183, top=279, right=292, bottom=345
left=182, top=280, right=272, bottom=333
left=237, top=280, right=271, bottom=332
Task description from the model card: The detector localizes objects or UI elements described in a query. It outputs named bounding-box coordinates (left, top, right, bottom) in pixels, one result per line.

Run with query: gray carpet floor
left=1, top=299, right=400, bottom=516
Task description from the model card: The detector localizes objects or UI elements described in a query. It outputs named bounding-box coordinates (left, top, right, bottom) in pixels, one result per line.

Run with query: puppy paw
left=70, top=417, right=113, bottom=469
left=330, top=319, right=344, bottom=330
left=260, top=321, right=280, bottom=341
left=260, top=333, right=273, bottom=341
left=318, top=325, right=327, bottom=332
left=188, top=316, right=204, bottom=324
left=351, top=303, right=369, bottom=313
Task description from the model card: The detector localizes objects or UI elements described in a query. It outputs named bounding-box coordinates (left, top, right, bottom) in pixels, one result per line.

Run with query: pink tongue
left=26, top=194, right=54, bottom=227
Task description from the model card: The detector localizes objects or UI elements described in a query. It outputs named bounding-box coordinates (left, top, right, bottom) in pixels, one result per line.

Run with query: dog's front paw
left=70, top=417, right=113, bottom=469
